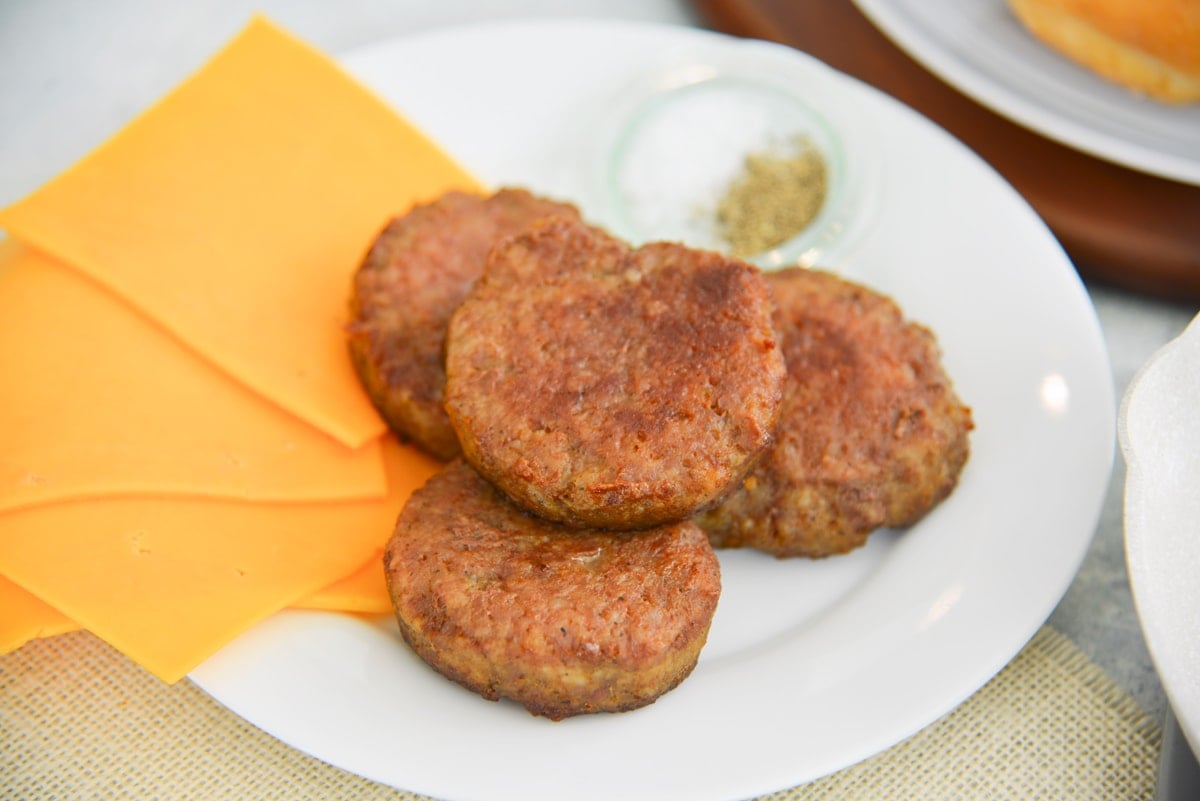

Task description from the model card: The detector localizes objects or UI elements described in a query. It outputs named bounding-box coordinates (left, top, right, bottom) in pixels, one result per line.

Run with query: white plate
left=1120, top=312, right=1200, bottom=762
left=852, top=0, right=1200, bottom=185
left=189, top=21, right=1115, bottom=801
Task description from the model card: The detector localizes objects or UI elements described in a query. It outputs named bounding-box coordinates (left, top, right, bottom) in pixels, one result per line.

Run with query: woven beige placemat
left=0, top=625, right=1161, bottom=800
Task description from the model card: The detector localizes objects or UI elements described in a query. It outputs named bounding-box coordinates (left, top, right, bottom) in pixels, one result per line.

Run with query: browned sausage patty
left=443, top=216, right=786, bottom=530
left=347, top=188, right=580, bottom=460
left=696, top=268, right=973, bottom=558
left=384, top=459, right=722, bottom=720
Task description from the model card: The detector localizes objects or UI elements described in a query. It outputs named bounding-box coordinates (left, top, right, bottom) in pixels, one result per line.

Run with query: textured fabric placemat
left=0, top=625, right=1162, bottom=800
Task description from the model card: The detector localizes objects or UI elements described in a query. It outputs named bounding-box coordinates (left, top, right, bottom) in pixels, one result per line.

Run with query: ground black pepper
left=716, top=137, right=828, bottom=258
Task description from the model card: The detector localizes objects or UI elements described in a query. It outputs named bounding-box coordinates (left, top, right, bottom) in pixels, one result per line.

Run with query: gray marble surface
left=2, top=0, right=1196, bottom=763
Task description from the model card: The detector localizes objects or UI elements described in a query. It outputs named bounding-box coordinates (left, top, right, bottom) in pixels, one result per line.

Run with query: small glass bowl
left=579, top=52, right=872, bottom=270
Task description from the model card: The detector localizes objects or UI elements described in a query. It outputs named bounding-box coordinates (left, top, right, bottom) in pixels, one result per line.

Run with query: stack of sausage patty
left=347, top=188, right=973, bottom=721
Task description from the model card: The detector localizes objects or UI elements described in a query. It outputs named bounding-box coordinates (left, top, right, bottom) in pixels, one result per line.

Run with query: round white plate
left=852, top=0, right=1200, bottom=185
left=1120, top=312, right=1200, bottom=761
left=189, top=20, right=1115, bottom=801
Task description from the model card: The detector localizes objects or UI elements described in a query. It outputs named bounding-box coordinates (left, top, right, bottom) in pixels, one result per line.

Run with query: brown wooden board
left=692, top=0, right=1200, bottom=302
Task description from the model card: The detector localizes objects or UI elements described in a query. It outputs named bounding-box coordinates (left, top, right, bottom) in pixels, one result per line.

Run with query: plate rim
left=190, top=18, right=1116, bottom=801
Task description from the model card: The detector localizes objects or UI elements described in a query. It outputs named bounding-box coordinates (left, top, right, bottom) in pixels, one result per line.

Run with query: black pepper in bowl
left=716, top=136, right=828, bottom=258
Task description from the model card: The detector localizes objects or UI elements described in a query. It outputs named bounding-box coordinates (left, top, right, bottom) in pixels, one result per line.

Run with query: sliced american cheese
left=0, top=554, right=391, bottom=655
left=0, top=550, right=394, bottom=656
left=0, top=243, right=386, bottom=511
left=0, top=435, right=441, bottom=682
left=294, top=548, right=392, bottom=614
left=0, top=575, right=78, bottom=653
left=293, top=438, right=441, bottom=616
left=0, top=17, right=482, bottom=448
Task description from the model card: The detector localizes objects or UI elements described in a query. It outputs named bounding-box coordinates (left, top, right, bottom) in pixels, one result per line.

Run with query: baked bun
left=1008, top=0, right=1200, bottom=103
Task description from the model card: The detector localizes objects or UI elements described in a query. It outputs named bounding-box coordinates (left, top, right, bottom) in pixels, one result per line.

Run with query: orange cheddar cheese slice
left=294, top=548, right=392, bottom=615
left=0, top=436, right=440, bottom=682
left=0, top=243, right=386, bottom=512
left=0, top=555, right=394, bottom=654
left=0, top=17, right=482, bottom=448
left=0, top=556, right=395, bottom=656
left=0, top=575, right=77, bottom=653
left=0, top=553, right=394, bottom=656
left=286, top=437, right=440, bottom=621
left=0, top=548, right=396, bottom=656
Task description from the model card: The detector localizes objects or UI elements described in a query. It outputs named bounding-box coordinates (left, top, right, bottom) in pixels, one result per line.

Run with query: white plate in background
left=853, top=0, right=1200, bottom=185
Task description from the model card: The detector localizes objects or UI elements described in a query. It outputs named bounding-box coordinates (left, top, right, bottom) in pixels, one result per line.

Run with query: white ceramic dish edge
left=1120, top=312, right=1200, bottom=761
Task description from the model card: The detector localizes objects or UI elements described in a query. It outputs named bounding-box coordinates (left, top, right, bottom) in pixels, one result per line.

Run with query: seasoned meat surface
left=384, top=459, right=722, bottom=720
left=444, top=216, right=785, bottom=529
left=697, top=267, right=973, bottom=558
left=348, top=188, right=580, bottom=459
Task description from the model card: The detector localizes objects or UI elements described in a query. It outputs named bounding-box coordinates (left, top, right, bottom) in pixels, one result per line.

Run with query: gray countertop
left=2, top=0, right=1196, bottom=772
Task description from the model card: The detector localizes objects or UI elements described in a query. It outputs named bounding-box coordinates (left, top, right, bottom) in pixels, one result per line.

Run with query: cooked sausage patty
left=347, top=188, right=580, bottom=460
left=443, top=216, right=786, bottom=530
left=384, top=459, right=722, bottom=720
left=696, top=268, right=973, bottom=558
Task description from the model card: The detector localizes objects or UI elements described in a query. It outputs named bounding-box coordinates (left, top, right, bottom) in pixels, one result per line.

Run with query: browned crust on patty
left=443, top=216, right=786, bottom=530
left=696, top=268, right=973, bottom=558
left=347, top=188, right=580, bottom=460
left=384, top=460, right=722, bottom=720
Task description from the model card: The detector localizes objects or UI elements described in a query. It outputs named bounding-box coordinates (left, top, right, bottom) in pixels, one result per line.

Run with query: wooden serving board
left=692, top=0, right=1200, bottom=303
